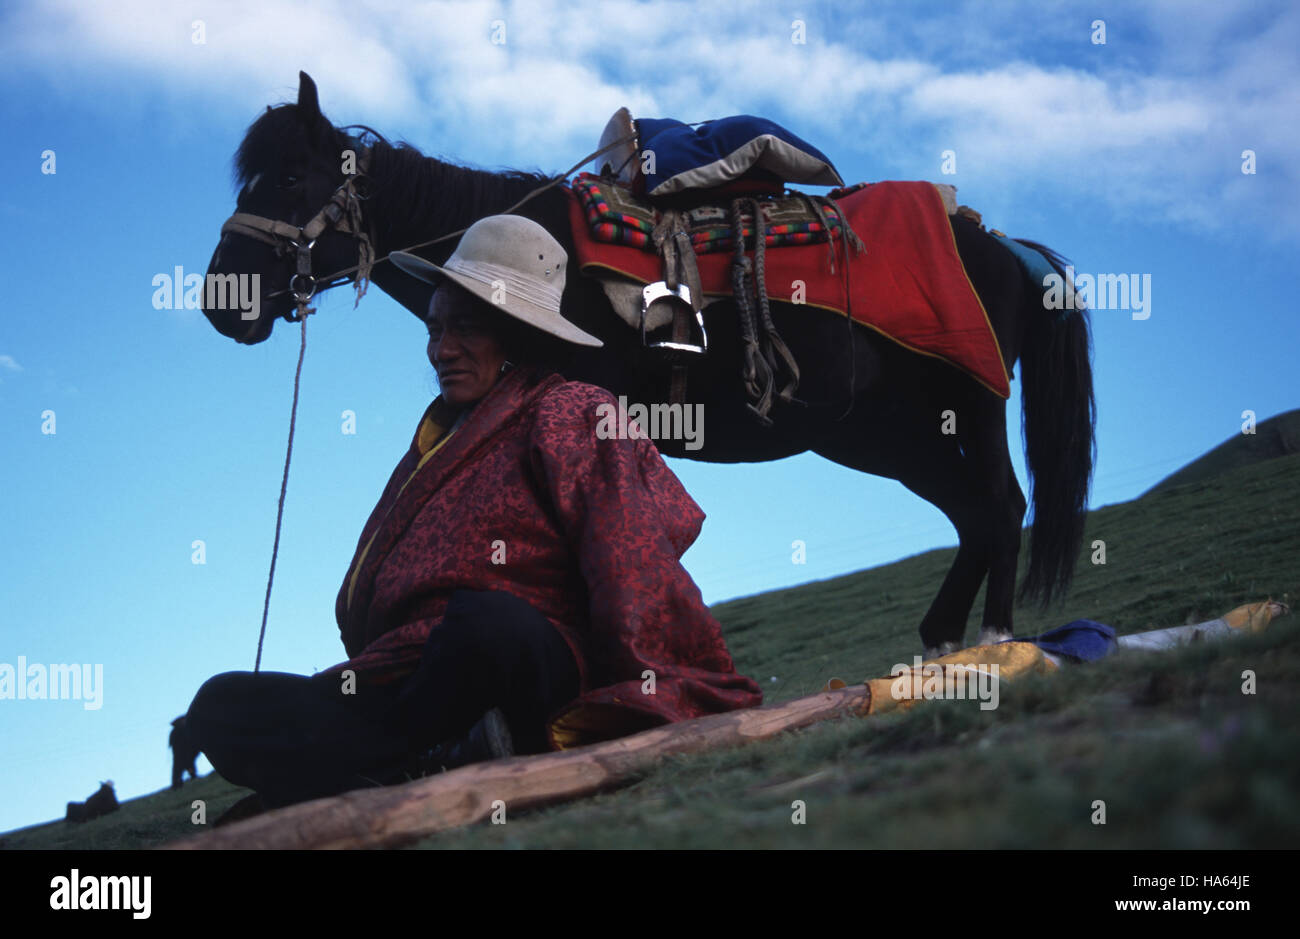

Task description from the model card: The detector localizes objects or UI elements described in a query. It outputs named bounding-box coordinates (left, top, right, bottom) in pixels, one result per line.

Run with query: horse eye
left=277, top=172, right=301, bottom=190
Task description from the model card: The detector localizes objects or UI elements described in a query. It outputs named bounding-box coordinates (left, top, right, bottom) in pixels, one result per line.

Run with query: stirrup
left=640, top=282, right=708, bottom=359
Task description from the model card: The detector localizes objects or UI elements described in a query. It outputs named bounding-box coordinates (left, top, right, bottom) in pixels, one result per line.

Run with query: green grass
left=1, top=772, right=251, bottom=851
left=4, top=452, right=1298, bottom=849
left=420, top=621, right=1300, bottom=849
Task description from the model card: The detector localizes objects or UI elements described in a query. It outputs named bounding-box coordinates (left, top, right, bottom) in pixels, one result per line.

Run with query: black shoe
left=417, top=707, right=514, bottom=775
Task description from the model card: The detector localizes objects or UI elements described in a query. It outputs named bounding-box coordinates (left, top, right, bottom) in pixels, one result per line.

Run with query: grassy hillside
left=5, top=451, right=1298, bottom=850
left=1146, top=408, right=1300, bottom=495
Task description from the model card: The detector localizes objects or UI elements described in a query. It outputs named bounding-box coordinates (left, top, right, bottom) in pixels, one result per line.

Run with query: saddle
left=586, top=108, right=867, bottom=423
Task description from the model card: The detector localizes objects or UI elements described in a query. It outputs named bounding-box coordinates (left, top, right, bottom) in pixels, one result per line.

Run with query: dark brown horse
left=202, top=73, right=1095, bottom=655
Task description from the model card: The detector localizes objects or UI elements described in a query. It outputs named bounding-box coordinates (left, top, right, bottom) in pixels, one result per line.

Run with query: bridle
left=218, top=147, right=375, bottom=339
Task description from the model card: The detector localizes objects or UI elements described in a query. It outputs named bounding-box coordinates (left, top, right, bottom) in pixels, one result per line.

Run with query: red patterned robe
left=321, top=365, right=761, bottom=749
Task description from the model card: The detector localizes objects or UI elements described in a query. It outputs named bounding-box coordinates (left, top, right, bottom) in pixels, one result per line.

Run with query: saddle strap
left=730, top=201, right=774, bottom=424
left=653, top=210, right=702, bottom=407
left=652, top=209, right=704, bottom=307
left=668, top=307, right=689, bottom=406
left=741, top=196, right=800, bottom=407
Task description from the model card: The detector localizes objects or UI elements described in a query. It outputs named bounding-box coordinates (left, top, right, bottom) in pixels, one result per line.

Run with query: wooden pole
left=164, top=684, right=871, bottom=850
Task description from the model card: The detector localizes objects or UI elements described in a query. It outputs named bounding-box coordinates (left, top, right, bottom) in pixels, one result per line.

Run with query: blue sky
left=1, top=0, right=1296, bottom=834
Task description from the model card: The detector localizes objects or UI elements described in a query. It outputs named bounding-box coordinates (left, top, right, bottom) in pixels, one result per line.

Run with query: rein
left=253, top=309, right=310, bottom=673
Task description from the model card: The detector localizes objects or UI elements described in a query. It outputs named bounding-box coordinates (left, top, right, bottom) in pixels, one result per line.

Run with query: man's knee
left=443, top=589, right=549, bottom=641
left=185, top=671, right=305, bottom=752
left=185, top=672, right=247, bottom=739
left=429, top=590, right=556, bottom=671
left=442, top=590, right=579, bottom=722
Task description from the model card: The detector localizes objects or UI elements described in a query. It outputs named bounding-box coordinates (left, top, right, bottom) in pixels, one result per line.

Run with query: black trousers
left=185, top=589, right=580, bottom=808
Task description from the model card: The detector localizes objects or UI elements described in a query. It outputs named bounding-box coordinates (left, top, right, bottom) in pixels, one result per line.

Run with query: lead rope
left=254, top=302, right=313, bottom=672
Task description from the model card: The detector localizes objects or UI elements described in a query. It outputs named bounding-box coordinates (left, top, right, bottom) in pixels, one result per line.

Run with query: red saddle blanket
left=566, top=180, right=1011, bottom=398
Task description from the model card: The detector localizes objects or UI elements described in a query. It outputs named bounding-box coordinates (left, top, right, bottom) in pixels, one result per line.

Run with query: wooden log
left=164, top=684, right=871, bottom=850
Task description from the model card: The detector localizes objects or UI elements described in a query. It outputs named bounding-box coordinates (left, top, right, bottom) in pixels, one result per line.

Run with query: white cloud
left=3, top=0, right=1295, bottom=238
left=0, top=354, right=22, bottom=372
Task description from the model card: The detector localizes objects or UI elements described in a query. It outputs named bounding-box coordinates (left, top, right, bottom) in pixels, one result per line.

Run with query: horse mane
left=363, top=138, right=555, bottom=234
left=232, top=104, right=334, bottom=191
left=232, top=103, right=558, bottom=241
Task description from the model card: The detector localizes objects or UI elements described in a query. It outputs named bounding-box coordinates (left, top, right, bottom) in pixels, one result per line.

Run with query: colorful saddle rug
left=566, top=179, right=1012, bottom=398
left=572, top=171, right=843, bottom=253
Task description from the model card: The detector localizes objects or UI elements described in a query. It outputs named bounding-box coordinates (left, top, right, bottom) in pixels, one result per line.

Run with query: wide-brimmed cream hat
left=390, top=215, right=603, bottom=347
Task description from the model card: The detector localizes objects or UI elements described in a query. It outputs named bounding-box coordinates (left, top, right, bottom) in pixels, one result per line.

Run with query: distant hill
left=1146, top=408, right=1300, bottom=496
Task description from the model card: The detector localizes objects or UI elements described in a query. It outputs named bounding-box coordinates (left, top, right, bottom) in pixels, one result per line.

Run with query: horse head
left=204, top=71, right=374, bottom=344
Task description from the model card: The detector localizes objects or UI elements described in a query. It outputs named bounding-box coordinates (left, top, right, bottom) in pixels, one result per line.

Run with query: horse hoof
left=922, top=640, right=962, bottom=660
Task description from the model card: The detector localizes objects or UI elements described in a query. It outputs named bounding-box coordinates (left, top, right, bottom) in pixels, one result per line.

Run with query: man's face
left=425, top=284, right=508, bottom=407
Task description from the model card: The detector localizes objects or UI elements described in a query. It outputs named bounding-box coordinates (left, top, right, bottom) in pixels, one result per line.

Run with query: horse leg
left=813, top=406, right=991, bottom=656
left=898, top=453, right=994, bottom=657
left=974, top=463, right=1027, bottom=644
left=962, top=395, right=1027, bottom=646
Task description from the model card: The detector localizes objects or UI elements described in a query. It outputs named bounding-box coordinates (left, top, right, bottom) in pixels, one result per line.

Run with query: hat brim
left=390, top=250, right=604, bottom=348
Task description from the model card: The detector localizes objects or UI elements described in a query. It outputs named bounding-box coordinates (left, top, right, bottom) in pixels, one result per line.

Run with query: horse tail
left=1014, top=238, right=1096, bottom=606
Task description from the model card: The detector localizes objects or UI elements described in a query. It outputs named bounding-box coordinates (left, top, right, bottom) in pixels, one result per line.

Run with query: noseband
left=219, top=148, right=375, bottom=338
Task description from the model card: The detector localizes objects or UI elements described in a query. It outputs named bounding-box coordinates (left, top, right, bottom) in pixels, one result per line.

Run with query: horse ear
left=297, top=71, right=321, bottom=125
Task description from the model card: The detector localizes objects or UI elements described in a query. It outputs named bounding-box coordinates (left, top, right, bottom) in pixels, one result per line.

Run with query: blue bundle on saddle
left=595, top=110, right=844, bottom=199
left=639, top=115, right=844, bottom=197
